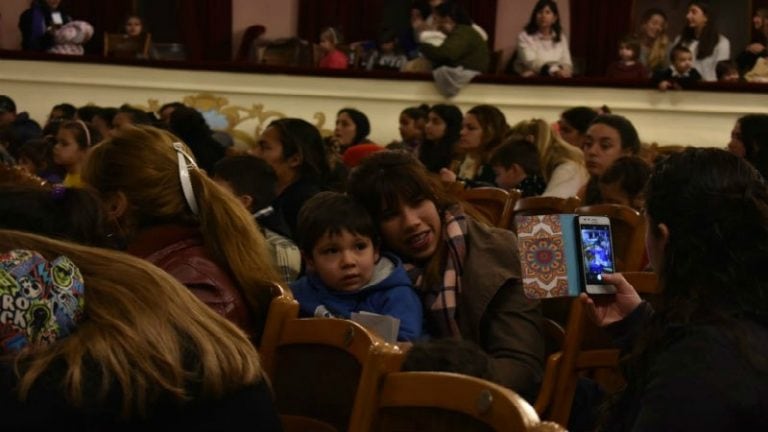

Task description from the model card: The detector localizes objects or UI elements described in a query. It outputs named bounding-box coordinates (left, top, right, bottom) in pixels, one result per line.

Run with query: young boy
left=652, top=45, right=703, bottom=90
left=212, top=155, right=302, bottom=283
left=290, top=191, right=423, bottom=342
left=605, top=37, right=649, bottom=80
left=488, top=139, right=546, bottom=197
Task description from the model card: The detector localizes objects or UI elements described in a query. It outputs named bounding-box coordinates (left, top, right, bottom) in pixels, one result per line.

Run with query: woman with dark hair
left=729, top=114, right=768, bottom=180
left=347, top=151, right=544, bottom=400
left=514, top=0, right=573, bottom=77
left=737, top=8, right=768, bottom=73
left=417, top=104, right=462, bottom=174
left=580, top=114, right=641, bottom=205
left=168, top=106, right=225, bottom=173
left=396, top=104, right=429, bottom=152
left=672, top=1, right=730, bottom=81
left=334, top=108, right=373, bottom=153
left=581, top=148, right=768, bottom=430
left=440, top=104, right=509, bottom=187
left=254, top=118, right=330, bottom=237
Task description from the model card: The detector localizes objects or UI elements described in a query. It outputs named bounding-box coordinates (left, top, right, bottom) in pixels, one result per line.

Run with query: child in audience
left=290, top=191, right=423, bottom=342
left=213, top=155, right=302, bottom=283
left=16, top=137, right=64, bottom=184
left=53, top=120, right=100, bottom=188
left=652, top=45, right=702, bottom=90
left=715, top=59, right=740, bottom=82
left=597, top=155, right=651, bottom=211
left=489, top=139, right=547, bottom=197
left=395, top=104, right=429, bottom=152
left=365, top=28, right=408, bottom=71
left=318, top=27, right=349, bottom=69
left=606, top=37, right=649, bottom=80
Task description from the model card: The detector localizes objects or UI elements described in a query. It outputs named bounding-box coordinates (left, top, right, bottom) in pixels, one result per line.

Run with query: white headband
left=172, top=142, right=199, bottom=216
left=75, top=120, right=91, bottom=147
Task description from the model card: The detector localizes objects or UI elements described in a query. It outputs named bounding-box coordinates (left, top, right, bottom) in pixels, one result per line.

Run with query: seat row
left=257, top=272, right=660, bottom=431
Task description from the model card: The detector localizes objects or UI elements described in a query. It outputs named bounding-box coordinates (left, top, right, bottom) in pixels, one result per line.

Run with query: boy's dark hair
left=18, top=137, right=59, bottom=174
left=599, top=155, right=651, bottom=200
left=669, top=44, right=692, bottom=63
left=619, top=36, right=641, bottom=61
left=401, top=339, right=498, bottom=382
left=118, top=104, right=156, bottom=125
left=296, top=191, right=379, bottom=254
left=489, top=139, right=541, bottom=176
left=715, top=60, right=738, bottom=80
left=0, top=184, right=109, bottom=247
left=51, top=103, right=77, bottom=120
left=76, top=105, right=101, bottom=123
left=212, top=155, right=277, bottom=212
left=561, top=106, right=599, bottom=134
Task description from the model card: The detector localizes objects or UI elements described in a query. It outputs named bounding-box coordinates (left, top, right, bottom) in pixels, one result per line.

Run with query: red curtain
left=569, top=0, right=634, bottom=77
left=298, top=0, right=497, bottom=48
left=179, top=0, right=233, bottom=62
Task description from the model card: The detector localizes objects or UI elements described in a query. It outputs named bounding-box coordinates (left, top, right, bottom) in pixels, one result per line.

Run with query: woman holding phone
left=581, top=148, right=768, bottom=430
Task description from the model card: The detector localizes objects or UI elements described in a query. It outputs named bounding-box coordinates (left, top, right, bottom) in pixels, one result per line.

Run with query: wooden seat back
left=575, top=204, right=647, bottom=271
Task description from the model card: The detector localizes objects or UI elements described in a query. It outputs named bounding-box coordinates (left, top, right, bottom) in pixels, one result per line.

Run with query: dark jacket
left=602, top=302, right=768, bottom=431
left=291, top=253, right=423, bottom=341
left=0, top=358, right=281, bottom=430
left=652, top=66, right=703, bottom=89
left=432, top=217, right=544, bottom=401
left=420, top=25, right=490, bottom=72
left=18, top=3, right=72, bottom=51
left=127, top=224, right=257, bottom=339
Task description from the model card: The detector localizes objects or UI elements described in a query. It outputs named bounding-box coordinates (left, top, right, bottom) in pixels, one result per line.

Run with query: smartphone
left=576, top=216, right=617, bottom=295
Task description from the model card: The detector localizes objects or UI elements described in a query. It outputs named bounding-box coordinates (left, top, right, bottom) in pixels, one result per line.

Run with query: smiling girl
left=348, top=151, right=544, bottom=400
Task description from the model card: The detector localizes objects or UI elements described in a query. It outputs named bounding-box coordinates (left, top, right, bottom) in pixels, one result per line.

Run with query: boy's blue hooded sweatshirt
left=290, top=253, right=423, bottom=341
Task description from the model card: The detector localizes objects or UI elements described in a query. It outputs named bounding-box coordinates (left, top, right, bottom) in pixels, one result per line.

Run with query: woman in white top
left=672, top=1, right=730, bottom=81
left=510, top=119, right=588, bottom=198
left=514, top=0, right=573, bottom=78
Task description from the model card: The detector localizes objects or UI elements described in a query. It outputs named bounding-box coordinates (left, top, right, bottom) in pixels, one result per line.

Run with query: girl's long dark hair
left=419, top=104, right=462, bottom=174
left=680, top=1, right=720, bottom=59
left=524, top=0, right=563, bottom=42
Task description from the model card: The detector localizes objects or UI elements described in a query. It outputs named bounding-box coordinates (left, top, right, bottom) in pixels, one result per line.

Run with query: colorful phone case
left=515, top=214, right=581, bottom=298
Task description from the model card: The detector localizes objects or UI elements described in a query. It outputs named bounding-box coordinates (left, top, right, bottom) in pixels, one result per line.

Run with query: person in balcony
left=513, top=0, right=573, bottom=78
left=419, top=1, right=489, bottom=97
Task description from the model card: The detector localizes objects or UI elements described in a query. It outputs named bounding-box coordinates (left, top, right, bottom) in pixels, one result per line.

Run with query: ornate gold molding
left=151, top=92, right=334, bottom=148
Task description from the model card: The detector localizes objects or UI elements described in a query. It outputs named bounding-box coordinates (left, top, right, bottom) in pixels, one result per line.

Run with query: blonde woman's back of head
left=509, top=118, right=585, bottom=182
left=0, top=229, right=262, bottom=417
left=82, top=125, right=281, bottom=333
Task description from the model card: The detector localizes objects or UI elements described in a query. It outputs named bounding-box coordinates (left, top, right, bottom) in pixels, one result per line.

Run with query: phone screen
left=579, top=223, right=615, bottom=289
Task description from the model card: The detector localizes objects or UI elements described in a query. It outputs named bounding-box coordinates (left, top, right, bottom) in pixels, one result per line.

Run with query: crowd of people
left=13, top=0, right=768, bottom=96
left=1, top=82, right=768, bottom=429
left=2, top=1, right=768, bottom=431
